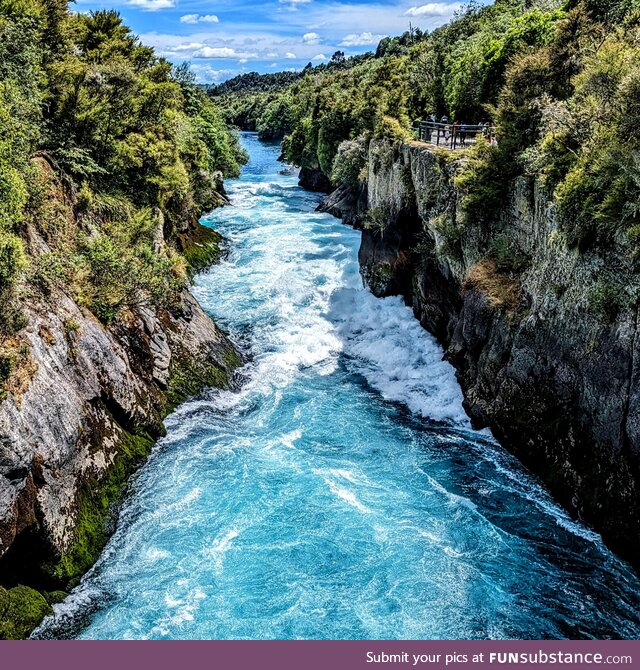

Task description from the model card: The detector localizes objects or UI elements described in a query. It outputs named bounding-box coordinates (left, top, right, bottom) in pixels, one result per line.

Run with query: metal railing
left=413, top=120, right=495, bottom=150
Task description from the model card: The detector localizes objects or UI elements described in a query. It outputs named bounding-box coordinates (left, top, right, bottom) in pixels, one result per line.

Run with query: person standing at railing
left=452, top=120, right=461, bottom=147
left=429, top=114, right=437, bottom=142
left=460, top=123, right=467, bottom=147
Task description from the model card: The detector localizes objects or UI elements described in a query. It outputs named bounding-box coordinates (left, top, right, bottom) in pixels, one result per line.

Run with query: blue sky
left=76, top=0, right=492, bottom=82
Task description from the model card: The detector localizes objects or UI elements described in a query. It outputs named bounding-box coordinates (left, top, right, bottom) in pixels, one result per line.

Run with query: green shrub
left=0, top=288, right=27, bottom=337
left=83, top=232, right=183, bottom=324
left=490, top=232, right=529, bottom=274
left=455, top=142, right=510, bottom=223
left=77, top=181, right=93, bottom=212
left=331, top=137, right=367, bottom=186
left=587, top=278, right=626, bottom=323
left=0, top=340, right=31, bottom=402
left=364, top=207, right=390, bottom=231
left=374, top=115, right=411, bottom=142
left=431, top=213, right=463, bottom=260
left=0, top=230, right=26, bottom=292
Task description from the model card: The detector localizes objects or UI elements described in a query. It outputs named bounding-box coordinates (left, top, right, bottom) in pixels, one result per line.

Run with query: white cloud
left=133, top=0, right=476, bottom=83
left=173, top=42, right=206, bottom=51
left=127, top=0, right=174, bottom=11
left=405, top=3, right=460, bottom=17
left=180, top=14, right=219, bottom=24
left=192, top=46, right=256, bottom=60
left=193, top=46, right=235, bottom=58
left=339, top=32, right=386, bottom=47
left=189, top=64, right=238, bottom=83
left=312, top=53, right=327, bottom=61
left=279, top=0, right=311, bottom=10
left=284, top=1, right=469, bottom=37
left=140, top=31, right=310, bottom=63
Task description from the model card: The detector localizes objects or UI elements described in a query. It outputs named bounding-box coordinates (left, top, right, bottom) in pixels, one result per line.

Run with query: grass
left=463, top=259, right=522, bottom=311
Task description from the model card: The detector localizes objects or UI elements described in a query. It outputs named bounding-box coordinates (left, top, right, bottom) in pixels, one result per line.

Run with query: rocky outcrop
left=299, top=167, right=333, bottom=194
left=0, top=161, right=241, bottom=637
left=0, top=284, right=239, bottom=583
left=316, top=182, right=367, bottom=228
left=322, top=138, right=640, bottom=570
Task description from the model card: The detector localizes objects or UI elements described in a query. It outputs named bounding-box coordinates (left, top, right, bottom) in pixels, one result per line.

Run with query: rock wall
left=326, top=139, right=640, bottom=570
left=0, top=162, right=241, bottom=637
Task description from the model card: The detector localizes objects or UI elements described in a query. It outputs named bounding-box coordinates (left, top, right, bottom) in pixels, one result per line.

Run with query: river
left=38, top=133, right=640, bottom=640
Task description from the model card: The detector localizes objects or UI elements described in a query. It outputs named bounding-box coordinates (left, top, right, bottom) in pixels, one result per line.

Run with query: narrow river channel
left=38, top=133, right=640, bottom=640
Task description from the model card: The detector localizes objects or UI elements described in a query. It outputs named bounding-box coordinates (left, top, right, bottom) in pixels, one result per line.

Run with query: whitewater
left=37, top=133, right=640, bottom=640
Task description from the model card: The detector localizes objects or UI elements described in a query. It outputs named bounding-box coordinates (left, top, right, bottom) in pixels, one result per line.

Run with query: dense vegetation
left=0, top=0, right=246, bottom=337
left=219, top=0, right=640, bottom=265
left=210, top=52, right=379, bottom=137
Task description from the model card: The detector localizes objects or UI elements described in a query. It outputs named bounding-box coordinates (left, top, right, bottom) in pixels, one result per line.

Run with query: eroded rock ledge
left=319, top=139, right=640, bottom=571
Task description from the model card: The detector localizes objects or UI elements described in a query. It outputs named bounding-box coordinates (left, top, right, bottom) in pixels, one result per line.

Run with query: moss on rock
left=178, top=222, right=224, bottom=277
left=165, top=348, right=239, bottom=413
left=44, top=591, right=69, bottom=605
left=0, top=585, right=53, bottom=640
left=50, top=430, right=155, bottom=584
left=50, top=346, right=241, bottom=586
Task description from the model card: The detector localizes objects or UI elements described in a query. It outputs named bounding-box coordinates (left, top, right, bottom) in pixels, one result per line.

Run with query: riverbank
left=0, top=163, right=242, bottom=639
left=316, top=137, right=640, bottom=572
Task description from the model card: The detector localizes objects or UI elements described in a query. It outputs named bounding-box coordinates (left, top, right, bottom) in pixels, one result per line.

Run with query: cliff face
left=0, top=160, right=240, bottom=638
left=325, top=139, right=640, bottom=569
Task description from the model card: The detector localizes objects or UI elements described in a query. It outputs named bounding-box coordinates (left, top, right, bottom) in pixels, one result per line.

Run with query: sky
left=75, top=0, right=492, bottom=83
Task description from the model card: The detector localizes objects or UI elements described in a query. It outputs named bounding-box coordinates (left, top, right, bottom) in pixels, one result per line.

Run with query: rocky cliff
left=320, top=138, right=640, bottom=570
left=0, top=159, right=241, bottom=638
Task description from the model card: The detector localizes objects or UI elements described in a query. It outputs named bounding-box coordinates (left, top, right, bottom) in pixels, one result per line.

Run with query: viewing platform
left=412, top=120, right=495, bottom=150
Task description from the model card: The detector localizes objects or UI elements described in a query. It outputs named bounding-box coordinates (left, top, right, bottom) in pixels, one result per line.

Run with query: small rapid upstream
left=39, top=134, right=640, bottom=640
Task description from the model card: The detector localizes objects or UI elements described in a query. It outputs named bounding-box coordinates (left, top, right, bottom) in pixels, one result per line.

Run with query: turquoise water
left=39, top=134, right=640, bottom=640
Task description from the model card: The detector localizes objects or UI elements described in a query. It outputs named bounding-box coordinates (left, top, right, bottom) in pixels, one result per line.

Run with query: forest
left=0, top=0, right=246, bottom=339
left=213, top=0, right=640, bottom=261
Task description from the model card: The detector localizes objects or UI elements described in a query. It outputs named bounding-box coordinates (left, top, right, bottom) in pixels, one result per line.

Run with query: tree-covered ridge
left=209, top=52, right=382, bottom=136
left=0, top=0, right=246, bottom=336
left=228, top=1, right=570, bottom=180
left=237, top=0, right=640, bottom=259
left=208, top=70, right=310, bottom=97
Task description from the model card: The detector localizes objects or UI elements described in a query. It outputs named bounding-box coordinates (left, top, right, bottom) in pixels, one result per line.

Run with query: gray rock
left=0, top=283, right=240, bottom=568
left=333, top=138, right=640, bottom=569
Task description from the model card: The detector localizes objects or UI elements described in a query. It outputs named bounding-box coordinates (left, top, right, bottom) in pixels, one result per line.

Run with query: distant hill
left=207, top=70, right=307, bottom=96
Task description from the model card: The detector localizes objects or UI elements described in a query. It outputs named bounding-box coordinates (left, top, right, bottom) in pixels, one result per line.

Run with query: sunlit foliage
left=0, top=0, right=246, bottom=328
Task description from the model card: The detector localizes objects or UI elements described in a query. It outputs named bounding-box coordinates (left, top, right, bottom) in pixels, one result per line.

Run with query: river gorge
left=36, top=134, right=640, bottom=640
